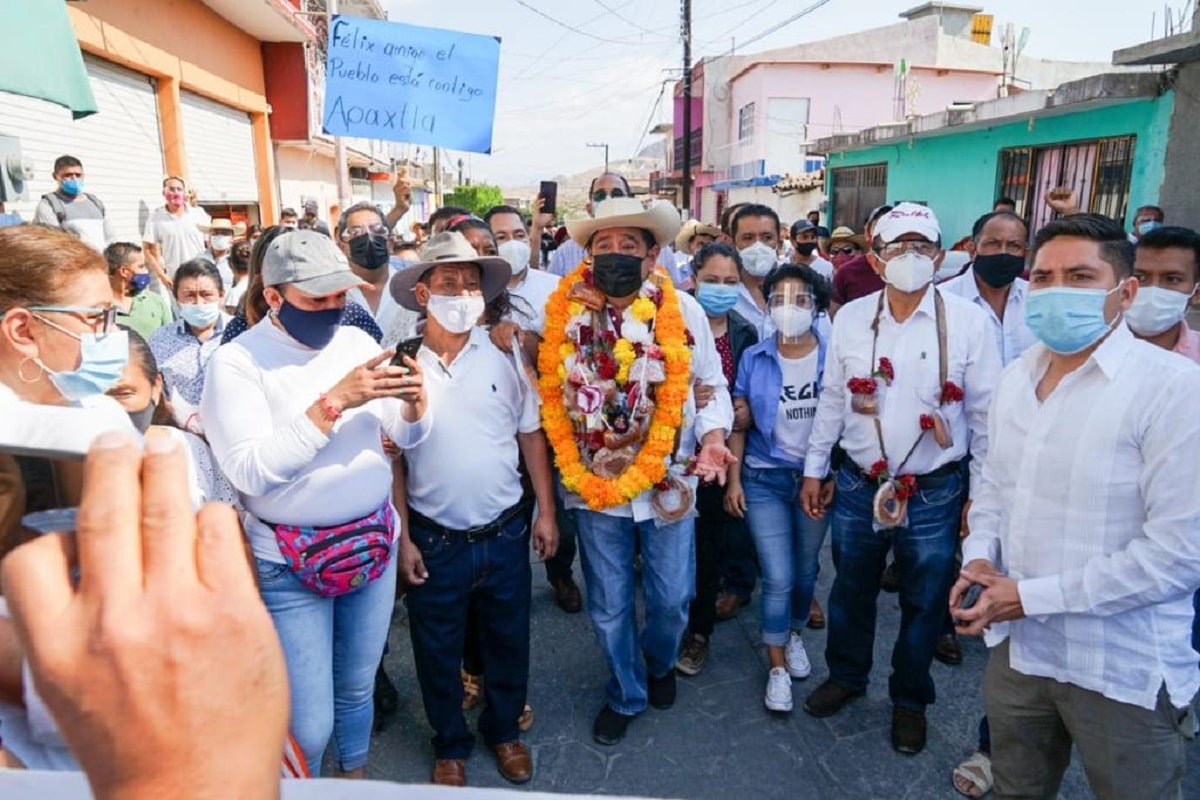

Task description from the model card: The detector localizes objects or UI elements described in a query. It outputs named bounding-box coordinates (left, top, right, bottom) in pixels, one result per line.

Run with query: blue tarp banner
left=322, top=16, right=500, bottom=154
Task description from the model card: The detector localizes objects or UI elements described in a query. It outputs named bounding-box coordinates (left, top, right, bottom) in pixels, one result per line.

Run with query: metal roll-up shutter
left=180, top=91, right=258, bottom=204
left=0, top=54, right=165, bottom=242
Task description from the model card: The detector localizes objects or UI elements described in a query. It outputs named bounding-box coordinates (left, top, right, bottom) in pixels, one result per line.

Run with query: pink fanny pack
left=271, top=503, right=394, bottom=597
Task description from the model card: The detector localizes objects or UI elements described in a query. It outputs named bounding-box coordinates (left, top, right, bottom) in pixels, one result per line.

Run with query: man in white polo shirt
left=390, top=231, right=559, bottom=789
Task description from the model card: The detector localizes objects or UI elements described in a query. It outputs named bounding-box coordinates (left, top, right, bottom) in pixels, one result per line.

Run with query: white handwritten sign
left=322, top=16, right=500, bottom=154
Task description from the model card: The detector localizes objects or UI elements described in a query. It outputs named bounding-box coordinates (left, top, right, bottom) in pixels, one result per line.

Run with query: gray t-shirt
left=142, top=206, right=206, bottom=284
left=33, top=193, right=115, bottom=253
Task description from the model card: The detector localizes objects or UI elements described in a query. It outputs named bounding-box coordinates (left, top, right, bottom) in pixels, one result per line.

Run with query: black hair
left=1135, top=205, right=1165, bottom=219
left=730, top=204, right=781, bottom=240
left=1032, top=213, right=1134, bottom=278
left=864, top=204, right=893, bottom=230
left=762, top=264, right=832, bottom=315
left=993, top=197, right=1017, bottom=209
left=588, top=172, right=632, bottom=196
left=1137, top=226, right=1200, bottom=282
left=123, top=327, right=160, bottom=385
left=103, top=241, right=142, bottom=275
left=230, top=241, right=252, bottom=273
left=484, top=205, right=525, bottom=226
left=162, top=175, right=186, bottom=189
left=246, top=224, right=264, bottom=238
left=53, top=155, right=82, bottom=174
left=693, top=241, right=743, bottom=273
left=173, top=257, right=224, bottom=297
left=337, top=201, right=386, bottom=236
left=971, top=211, right=1028, bottom=240
left=449, top=216, right=494, bottom=238
left=719, top=202, right=747, bottom=236
left=429, top=206, right=471, bottom=229
left=280, top=208, right=298, bottom=219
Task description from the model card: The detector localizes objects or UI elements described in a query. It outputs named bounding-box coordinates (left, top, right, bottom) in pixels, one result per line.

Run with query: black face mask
left=127, top=402, right=156, bottom=433
left=592, top=253, right=646, bottom=298
left=794, top=242, right=818, bottom=257
left=973, top=253, right=1025, bottom=288
left=349, top=233, right=390, bottom=270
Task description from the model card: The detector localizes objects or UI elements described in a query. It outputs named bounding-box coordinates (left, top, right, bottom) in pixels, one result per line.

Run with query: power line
left=510, top=0, right=671, bottom=45
left=734, top=0, right=835, bottom=51
left=630, top=81, right=668, bottom=160
left=589, top=0, right=671, bottom=38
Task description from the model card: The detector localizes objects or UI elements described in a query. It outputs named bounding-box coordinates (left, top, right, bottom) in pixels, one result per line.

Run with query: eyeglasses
left=876, top=241, right=940, bottom=259
left=591, top=188, right=628, bottom=203
left=830, top=246, right=859, bottom=256
left=339, top=223, right=390, bottom=242
left=28, top=305, right=120, bottom=336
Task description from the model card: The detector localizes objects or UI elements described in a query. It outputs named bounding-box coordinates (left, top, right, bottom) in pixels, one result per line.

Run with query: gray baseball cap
left=261, top=230, right=366, bottom=296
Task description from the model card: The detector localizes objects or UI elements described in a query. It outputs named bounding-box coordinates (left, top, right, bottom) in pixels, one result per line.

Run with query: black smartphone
left=539, top=180, right=558, bottom=215
left=953, top=583, right=984, bottom=626
left=390, top=336, right=423, bottom=369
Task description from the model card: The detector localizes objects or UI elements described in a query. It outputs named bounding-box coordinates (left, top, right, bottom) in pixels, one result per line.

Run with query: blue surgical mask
left=60, top=177, right=83, bottom=197
left=1024, top=284, right=1123, bottom=354
left=32, top=318, right=128, bottom=401
left=276, top=300, right=343, bottom=349
left=1136, top=220, right=1163, bottom=236
left=129, top=272, right=152, bottom=294
left=178, top=302, right=221, bottom=329
left=695, top=283, right=739, bottom=316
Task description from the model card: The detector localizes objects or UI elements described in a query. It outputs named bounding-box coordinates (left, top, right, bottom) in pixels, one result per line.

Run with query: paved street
left=368, top=542, right=1200, bottom=798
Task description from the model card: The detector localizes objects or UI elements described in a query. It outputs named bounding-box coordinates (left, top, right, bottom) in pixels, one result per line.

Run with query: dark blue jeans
left=825, top=463, right=964, bottom=711
left=404, top=512, right=532, bottom=759
left=719, top=512, right=758, bottom=600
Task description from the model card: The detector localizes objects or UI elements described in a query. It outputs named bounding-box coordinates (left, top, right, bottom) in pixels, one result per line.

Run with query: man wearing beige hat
left=542, top=197, right=735, bottom=746
left=672, top=219, right=721, bottom=290
left=200, top=217, right=246, bottom=292
left=389, top=231, right=559, bottom=788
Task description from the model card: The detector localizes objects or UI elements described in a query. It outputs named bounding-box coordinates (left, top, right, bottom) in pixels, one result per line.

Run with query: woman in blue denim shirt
left=725, top=263, right=831, bottom=712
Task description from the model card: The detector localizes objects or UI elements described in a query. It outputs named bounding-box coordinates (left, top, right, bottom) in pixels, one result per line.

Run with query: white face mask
left=1125, top=285, right=1195, bottom=336
left=497, top=239, right=531, bottom=278
left=883, top=251, right=937, bottom=293
left=770, top=305, right=813, bottom=337
left=210, top=235, right=233, bottom=251
left=426, top=294, right=485, bottom=334
left=739, top=241, right=778, bottom=277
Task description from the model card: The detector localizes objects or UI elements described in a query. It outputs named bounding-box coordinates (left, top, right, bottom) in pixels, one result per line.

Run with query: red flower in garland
left=599, top=330, right=618, bottom=347
left=867, top=459, right=890, bottom=481
left=577, top=325, right=594, bottom=347
left=595, top=351, right=618, bottom=380
left=940, top=381, right=964, bottom=404
left=919, top=413, right=935, bottom=431
left=847, top=377, right=879, bottom=395
left=894, top=475, right=919, bottom=501
left=874, top=357, right=895, bottom=385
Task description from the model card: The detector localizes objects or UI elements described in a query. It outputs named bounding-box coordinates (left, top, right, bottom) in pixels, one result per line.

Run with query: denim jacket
left=733, top=331, right=826, bottom=469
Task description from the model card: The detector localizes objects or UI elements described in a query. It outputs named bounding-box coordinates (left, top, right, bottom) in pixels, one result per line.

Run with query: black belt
left=407, top=499, right=530, bottom=543
left=844, top=458, right=963, bottom=489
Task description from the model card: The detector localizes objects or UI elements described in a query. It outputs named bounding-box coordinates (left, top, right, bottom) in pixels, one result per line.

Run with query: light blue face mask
left=1136, top=219, right=1163, bottom=236
left=178, top=302, right=221, bottom=329
left=31, top=313, right=128, bottom=401
left=1024, top=283, right=1123, bottom=355
left=695, top=282, right=740, bottom=316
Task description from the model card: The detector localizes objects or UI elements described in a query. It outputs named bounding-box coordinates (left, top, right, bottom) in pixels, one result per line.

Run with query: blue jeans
left=825, top=463, right=964, bottom=711
left=404, top=511, right=532, bottom=759
left=255, top=552, right=397, bottom=773
left=743, top=466, right=830, bottom=646
left=576, top=511, right=695, bottom=715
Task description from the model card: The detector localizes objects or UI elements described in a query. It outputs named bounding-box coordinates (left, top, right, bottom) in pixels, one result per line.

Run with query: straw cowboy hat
left=198, top=217, right=247, bottom=236
left=567, top=197, right=682, bottom=249
left=829, top=225, right=868, bottom=250
left=674, top=219, right=722, bottom=252
left=389, top=231, right=512, bottom=312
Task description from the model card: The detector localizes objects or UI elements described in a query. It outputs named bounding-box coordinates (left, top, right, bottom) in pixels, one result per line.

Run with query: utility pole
left=681, top=0, right=693, bottom=218
left=587, top=142, right=609, bottom=172
left=328, top=0, right=351, bottom=211
left=433, top=147, right=443, bottom=206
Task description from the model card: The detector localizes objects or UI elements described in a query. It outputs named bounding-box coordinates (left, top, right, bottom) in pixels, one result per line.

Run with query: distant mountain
left=502, top=154, right=667, bottom=213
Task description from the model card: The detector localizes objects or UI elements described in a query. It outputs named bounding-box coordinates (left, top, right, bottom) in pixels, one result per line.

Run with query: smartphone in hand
left=390, top=337, right=423, bottom=371
left=539, top=181, right=558, bottom=216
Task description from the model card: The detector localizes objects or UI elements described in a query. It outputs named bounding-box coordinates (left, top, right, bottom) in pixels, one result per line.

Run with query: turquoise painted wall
left=826, top=91, right=1175, bottom=242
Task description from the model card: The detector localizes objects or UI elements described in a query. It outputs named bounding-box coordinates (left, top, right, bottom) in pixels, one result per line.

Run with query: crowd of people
left=0, top=154, right=1196, bottom=800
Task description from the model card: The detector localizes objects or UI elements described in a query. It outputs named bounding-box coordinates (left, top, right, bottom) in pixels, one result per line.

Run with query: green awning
left=0, top=0, right=97, bottom=119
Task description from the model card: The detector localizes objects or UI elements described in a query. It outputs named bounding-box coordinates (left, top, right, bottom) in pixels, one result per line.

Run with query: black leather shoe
left=648, top=670, right=677, bottom=709
left=934, top=633, right=963, bottom=666
left=891, top=706, right=927, bottom=754
left=803, top=679, right=865, bottom=718
left=593, top=706, right=635, bottom=745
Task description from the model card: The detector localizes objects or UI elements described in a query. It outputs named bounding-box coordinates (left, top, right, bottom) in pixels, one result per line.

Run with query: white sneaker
left=765, top=667, right=793, bottom=712
left=785, top=631, right=812, bottom=679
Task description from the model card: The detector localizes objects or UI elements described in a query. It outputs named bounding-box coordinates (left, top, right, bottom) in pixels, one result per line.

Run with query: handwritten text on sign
left=322, top=17, right=500, bottom=154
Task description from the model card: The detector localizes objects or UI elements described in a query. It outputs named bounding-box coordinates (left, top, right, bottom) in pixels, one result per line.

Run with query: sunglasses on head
left=591, top=188, right=628, bottom=203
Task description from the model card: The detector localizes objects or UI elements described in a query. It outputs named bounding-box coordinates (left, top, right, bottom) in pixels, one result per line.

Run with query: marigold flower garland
left=538, top=262, right=692, bottom=510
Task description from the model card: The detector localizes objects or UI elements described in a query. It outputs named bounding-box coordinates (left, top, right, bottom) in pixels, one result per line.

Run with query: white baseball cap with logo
left=873, top=202, right=942, bottom=244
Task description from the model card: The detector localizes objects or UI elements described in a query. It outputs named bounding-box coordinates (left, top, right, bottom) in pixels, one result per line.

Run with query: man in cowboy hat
left=200, top=217, right=247, bottom=292
left=672, top=219, right=722, bottom=290
left=831, top=209, right=893, bottom=312
left=558, top=197, right=736, bottom=746
left=390, top=231, right=559, bottom=788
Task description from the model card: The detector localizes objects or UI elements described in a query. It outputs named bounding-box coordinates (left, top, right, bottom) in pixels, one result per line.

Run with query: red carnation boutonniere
left=894, top=474, right=919, bottom=501
left=595, top=352, right=618, bottom=380
left=919, top=413, right=935, bottom=431
left=873, top=357, right=895, bottom=385
left=940, top=381, right=964, bottom=404
left=867, top=459, right=890, bottom=482
left=847, top=377, right=879, bottom=395
left=577, top=325, right=594, bottom=347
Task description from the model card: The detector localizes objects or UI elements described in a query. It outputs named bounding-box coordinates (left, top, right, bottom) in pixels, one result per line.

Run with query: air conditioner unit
left=0, top=135, right=35, bottom=203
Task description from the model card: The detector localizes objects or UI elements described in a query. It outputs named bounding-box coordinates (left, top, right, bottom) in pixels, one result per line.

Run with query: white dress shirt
left=202, top=320, right=431, bottom=563
left=804, top=285, right=1000, bottom=494
left=940, top=268, right=1038, bottom=367
left=563, top=291, right=734, bottom=521
left=347, top=265, right=420, bottom=349
left=506, top=267, right=561, bottom=337
left=404, top=327, right=541, bottom=530
left=963, top=324, right=1200, bottom=710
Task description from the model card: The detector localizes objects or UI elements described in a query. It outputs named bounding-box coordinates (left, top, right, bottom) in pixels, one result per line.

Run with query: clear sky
left=380, top=0, right=1172, bottom=186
